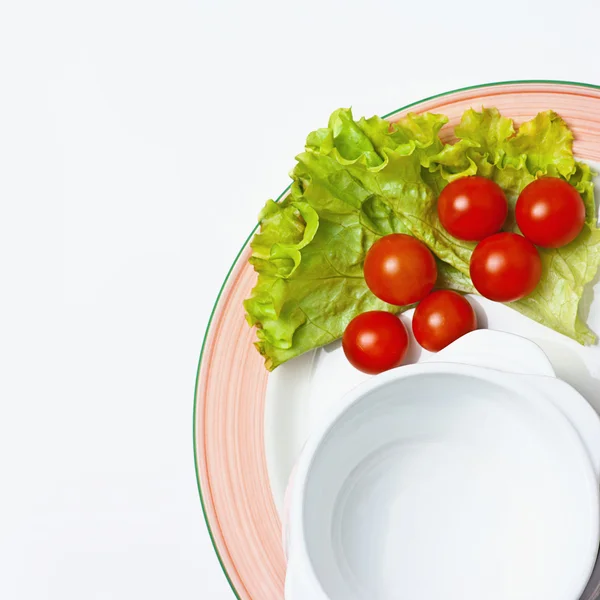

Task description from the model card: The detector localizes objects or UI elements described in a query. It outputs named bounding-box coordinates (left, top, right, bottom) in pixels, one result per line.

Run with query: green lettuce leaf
left=244, top=109, right=452, bottom=369
left=245, top=107, right=600, bottom=369
left=424, top=110, right=600, bottom=344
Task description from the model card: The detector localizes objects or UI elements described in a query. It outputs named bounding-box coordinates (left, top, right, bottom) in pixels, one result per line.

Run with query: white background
left=1, top=0, right=600, bottom=598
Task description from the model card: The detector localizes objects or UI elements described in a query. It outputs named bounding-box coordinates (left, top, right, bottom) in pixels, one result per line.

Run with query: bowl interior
left=302, top=372, right=598, bottom=600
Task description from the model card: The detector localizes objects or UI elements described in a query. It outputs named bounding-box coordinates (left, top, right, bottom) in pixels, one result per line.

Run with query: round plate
left=194, top=81, right=600, bottom=600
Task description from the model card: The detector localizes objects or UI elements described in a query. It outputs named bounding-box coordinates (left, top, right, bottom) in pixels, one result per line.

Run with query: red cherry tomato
left=342, top=311, right=409, bottom=374
left=516, top=177, right=586, bottom=248
left=438, top=176, right=508, bottom=241
left=364, top=234, right=437, bottom=306
left=412, top=290, right=477, bottom=352
left=469, top=233, right=542, bottom=302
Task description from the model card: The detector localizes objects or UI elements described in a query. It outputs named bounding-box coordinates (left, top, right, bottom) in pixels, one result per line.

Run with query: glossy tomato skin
left=412, top=290, right=477, bottom=352
left=438, top=176, right=508, bottom=241
left=516, top=177, right=586, bottom=248
left=364, top=234, right=437, bottom=306
left=342, top=311, right=409, bottom=374
left=470, top=233, right=542, bottom=302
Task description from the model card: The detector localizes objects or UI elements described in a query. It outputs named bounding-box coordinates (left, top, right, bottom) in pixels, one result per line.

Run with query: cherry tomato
left=438, top=176, right=508, bottom=241
left=469, top=232, right=541, bottom=302
left=412, top=290, right=477, bottom=352
left=342, top=311, right=409, bottom=374
left=516, top=177, right=586, bottom=248
left=364, top=234, right=437, bottom=306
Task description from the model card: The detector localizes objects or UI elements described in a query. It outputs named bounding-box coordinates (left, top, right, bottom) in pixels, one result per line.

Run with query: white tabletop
left=2, top=0, right=600, bottom=598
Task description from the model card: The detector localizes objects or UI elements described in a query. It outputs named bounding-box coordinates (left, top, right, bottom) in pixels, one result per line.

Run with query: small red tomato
left=342, top=311, right=409, bottom=374
left=438, top=176, right=508, bottom=241
left=516, top=177, right=586, bottom=248
left=470, top=232, right=542, bottom=302
left=412, top=290, right=477, bottom=352
left=364, top=234, right=437, bottom=306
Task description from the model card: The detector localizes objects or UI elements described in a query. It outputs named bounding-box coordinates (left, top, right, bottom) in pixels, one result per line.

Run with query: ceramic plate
left=194, top=81, right=600, bottom=600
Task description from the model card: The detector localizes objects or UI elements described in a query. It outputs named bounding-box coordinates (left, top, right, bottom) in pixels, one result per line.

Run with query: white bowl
left=284, top=332, right=600, bottom=600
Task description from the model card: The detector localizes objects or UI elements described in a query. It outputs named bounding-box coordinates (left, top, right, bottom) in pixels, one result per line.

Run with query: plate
left=194, top=81, right=600, bottom=600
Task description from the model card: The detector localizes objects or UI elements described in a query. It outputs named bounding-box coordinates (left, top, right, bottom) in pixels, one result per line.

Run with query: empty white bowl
left=284, top=331, right=600, bottom=600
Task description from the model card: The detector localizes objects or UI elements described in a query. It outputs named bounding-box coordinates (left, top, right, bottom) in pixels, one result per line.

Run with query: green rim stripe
left=192, top=184, right=290, bottom=600
left=382, top=79, right=600, bottom=119
left=192, top=79, right=600, bottom=599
